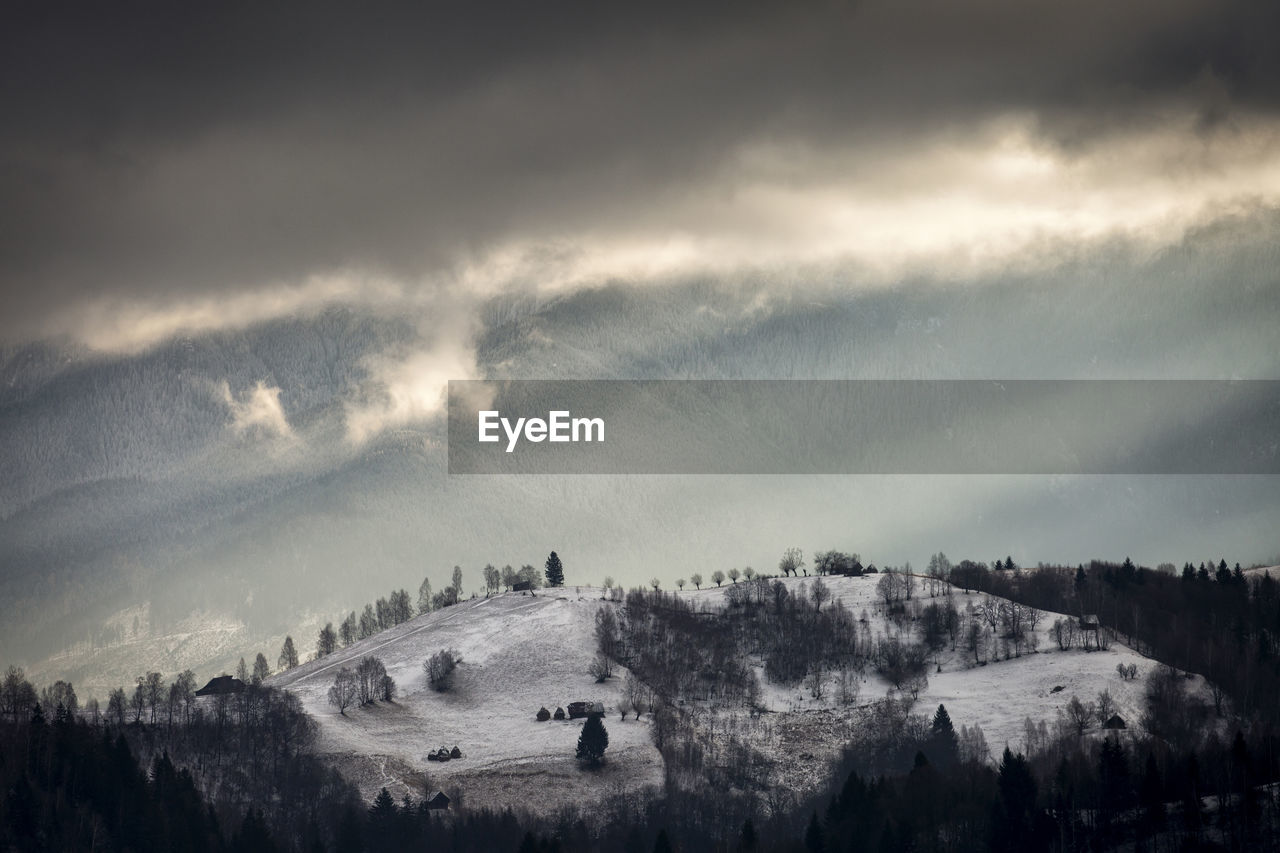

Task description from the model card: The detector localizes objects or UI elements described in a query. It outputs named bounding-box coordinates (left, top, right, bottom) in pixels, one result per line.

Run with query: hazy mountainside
left=2, top=218, right=1278, bottom=694
left=270, top=577, right=1179, bottom=816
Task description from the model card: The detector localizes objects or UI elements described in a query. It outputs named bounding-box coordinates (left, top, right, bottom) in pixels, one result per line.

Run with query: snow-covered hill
left=270, top=587, right=664, bottom=813
left=271, top=576, right=1194, bottom=815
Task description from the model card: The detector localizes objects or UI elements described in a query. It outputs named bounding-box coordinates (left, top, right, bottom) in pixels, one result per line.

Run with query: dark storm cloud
left=2, top=0, right=1278, bottom=345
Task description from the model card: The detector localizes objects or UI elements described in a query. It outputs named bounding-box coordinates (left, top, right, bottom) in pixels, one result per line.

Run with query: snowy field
left=272, top=575, right=1204, bottom=813
left=270, top=588, right=664, bottom=812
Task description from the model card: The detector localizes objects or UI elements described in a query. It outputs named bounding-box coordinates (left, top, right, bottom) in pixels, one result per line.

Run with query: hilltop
left=270, top=575, right=1188, bottom=816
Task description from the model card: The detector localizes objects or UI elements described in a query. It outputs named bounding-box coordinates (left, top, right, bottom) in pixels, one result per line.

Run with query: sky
left=4, top=0, right=1280, bottom=358
left=3, top=2, right=1280, bottom=682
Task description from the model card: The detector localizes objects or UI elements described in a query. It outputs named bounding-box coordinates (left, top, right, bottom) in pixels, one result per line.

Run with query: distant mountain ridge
left=3, top=223, right=1279, bottom=695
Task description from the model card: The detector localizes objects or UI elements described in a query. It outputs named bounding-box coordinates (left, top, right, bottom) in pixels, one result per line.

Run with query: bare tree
left=979, top=598, right=1001, bottom=634
left=837, top=667, right=860, bottom=706
left=805, top=663, right=825, bottom=700
left=966, top=618, right=986, bottom=664
left=1095, top=689, right=1116, bottom=726
left=1063, top=695, right=1094, bottom=736
left=130, top=681, right=146, bottom=723
left=417, top=577, right=433, bottom=614
left=328, top=668, right=358, bottom=714
left=958, top=724, right=989, bottom=765
left=359, top=605, right=377, bottom=638
left=676, top=578, right=686, bottom=590
left=712, top=570, right=726, bottom=587
left=279, top=636, right=299, bottom=670
left=424, top=649, right=461, bottom=692
left=107, top=688, right=127, bottom=726
left=317, top=622, right=337, bottom=656
left=483, top=563, right=501, bottom=595
left=356, top=657, right=387, bottom=705
left=143, top=672, right=164, bottom=723
left=589, top=653, right=614, bottom=682
left=778, top=547, right=804, bottom=577
left=811, top=577, right=831, bottom=612
left=625, top=672, right=648, bottom=719
left=1052, top=618, right=1077, bottom=650
left=649, top=578, right=661, bottom=591
left=252, top=653, right=271, bottom=685
left=1, top=667, right=38, bottom=724
left=690, top=573, right=703, bottom=590
left=595, top=606, right=621, bottom=660
left=173, top=670, right=197, bottom=723
left=728, top=568, right=741, bottom=584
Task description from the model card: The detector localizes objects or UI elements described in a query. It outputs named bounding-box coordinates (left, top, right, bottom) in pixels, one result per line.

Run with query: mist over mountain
left=1, top=210, right=1277, bottom=697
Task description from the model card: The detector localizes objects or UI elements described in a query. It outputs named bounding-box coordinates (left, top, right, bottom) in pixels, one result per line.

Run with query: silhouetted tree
left=328, top=668, right=358, bottom=714
left=314, top=621, right=338, bottom=658
left=278, top=635, right=299, bottom=670
left=576, top=714, right=609, bottom=766
left=252, top=653, right=271, bottom=685
left=545, top=552, right=565, bottom=587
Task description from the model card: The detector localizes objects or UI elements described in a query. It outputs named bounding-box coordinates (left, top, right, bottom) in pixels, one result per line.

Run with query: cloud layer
left=4, top=0, right=1279, bottom=358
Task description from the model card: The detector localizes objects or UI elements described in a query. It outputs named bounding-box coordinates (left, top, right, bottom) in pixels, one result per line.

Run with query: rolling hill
left=269, top=575, right=1194, bottom=816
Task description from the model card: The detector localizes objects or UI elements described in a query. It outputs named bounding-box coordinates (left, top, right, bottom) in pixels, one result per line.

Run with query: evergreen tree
left=738, top=818, right=758, bottom=851
left=576, top=714, right=609, bottom=766
left=370, top=787, right=396, bottom=819
left=992, top=747, right=1040, bottom=853
left=545, top=551, right=565, bottom=587
left=929, top=704, right=959, bottom=768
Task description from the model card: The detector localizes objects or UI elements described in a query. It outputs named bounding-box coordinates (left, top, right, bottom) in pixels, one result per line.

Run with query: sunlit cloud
left=343, top=324, right=484, bottom=445
left=452, top=111, right=1280, bottom=294
left=44, top=273, right=405, bottom=354
left=220, top=380, right=294, bottom=440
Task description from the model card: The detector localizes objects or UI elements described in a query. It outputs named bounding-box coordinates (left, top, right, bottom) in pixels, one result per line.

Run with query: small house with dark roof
left=1104, top=714, right=1127, bottom=730
left=195, top=675, right=245, bottom=696
left=513, top=580, right=533, bottom=592
left=425, top=791, right=451, bottom=811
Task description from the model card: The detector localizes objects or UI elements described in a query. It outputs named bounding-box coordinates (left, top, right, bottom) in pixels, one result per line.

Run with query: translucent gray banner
left=447, top=380, right=1280, bottom=474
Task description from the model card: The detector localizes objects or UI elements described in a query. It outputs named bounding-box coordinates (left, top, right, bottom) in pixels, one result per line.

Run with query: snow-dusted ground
left=273, top=575, right=1205, bottom=813
left=666, top=574, right=1188, bottom=799
left=270, top=588, right=663, bottom=812
left=720, top=574, right=1164, bottom=755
